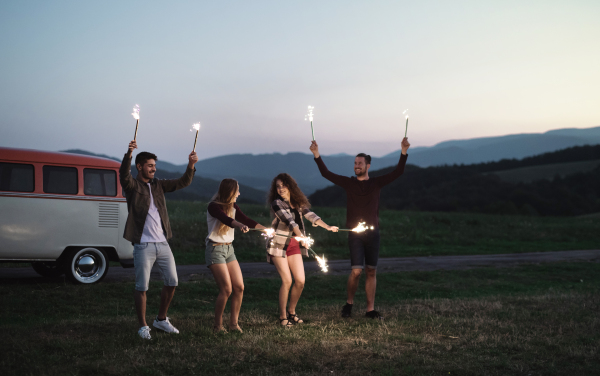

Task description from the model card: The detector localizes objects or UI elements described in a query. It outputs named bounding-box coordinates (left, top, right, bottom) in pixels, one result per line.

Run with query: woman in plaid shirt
left=266, top=173, right=338, bottom=326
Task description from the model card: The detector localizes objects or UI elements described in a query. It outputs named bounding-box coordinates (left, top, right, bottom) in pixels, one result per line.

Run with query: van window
left=84, top=169, right=116, bottom=196
left=43, top=166, right=78, bottom=194
left=0, top=163, right=34, bottom=192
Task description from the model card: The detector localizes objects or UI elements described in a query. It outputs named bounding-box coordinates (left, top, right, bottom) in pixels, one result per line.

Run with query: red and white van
left=0, top=147, right=133, bottom=284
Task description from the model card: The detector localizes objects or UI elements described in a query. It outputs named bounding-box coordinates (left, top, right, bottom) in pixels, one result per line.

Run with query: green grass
left=167, top=201, right=600, bottom=264
left=2, top=262, right=599, bottom=375
left=488, top=159, right=600, bottom=183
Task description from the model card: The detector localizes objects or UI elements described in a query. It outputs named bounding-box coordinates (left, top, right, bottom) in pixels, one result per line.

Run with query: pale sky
left=1, top=0, right=599, bottom=164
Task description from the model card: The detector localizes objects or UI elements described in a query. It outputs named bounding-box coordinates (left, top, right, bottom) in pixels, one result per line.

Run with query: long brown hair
left=267, top=173, right=311, bottom=210
left=210, top=179, right=239, bottom=236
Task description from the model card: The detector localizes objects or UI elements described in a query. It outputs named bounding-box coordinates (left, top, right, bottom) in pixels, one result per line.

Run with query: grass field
left=167, top=202, right=600, bottom=264
left=488, top=159, right=600, bottom=184
left=2, top=262, right=599, bottom=375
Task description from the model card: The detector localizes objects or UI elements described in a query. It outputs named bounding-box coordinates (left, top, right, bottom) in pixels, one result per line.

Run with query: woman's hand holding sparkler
left=232, top=221, right=249, bottom=233
left=327, top=225, right=339, bottom=232
left=401, top=137, right=410, bottom=155
left=127, top=140, right=138, bottom=156
left=188, top=151, right=198, bottom=169
left=309, top=140, right=320, bottom=158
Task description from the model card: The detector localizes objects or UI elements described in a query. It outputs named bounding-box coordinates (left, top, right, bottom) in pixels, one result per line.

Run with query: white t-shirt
left=206, top=207, right=236, bottom=245
left=140, top=183, right=167, bottom=243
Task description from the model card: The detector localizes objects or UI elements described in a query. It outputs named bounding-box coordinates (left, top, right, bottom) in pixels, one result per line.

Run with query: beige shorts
left=205, top=243, right=236, bottom=267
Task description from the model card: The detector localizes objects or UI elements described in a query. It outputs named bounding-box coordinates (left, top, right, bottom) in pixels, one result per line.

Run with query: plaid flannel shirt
left=266, top=198, right=321, bottom=263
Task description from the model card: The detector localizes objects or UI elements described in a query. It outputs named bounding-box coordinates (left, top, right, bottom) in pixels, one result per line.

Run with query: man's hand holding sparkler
left=188, top=151, right=198, bottom=169
left=309, top=141, right=320, bottom=158
left=401, top=137, right=410, bottom=155
left=127, top=140, right=138, bottom=156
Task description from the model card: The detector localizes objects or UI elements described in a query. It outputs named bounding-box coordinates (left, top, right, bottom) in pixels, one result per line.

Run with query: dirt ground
left=1, top=249, right=599, bottom=284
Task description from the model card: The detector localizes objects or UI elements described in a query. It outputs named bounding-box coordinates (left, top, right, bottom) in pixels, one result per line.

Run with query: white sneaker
left=153, top=317, right=180, bottom=334
left=138, top=326, right=151, bottom=340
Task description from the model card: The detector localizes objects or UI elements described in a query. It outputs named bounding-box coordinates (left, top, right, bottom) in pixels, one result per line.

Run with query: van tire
left=32, top=262, right=65, bottom=278
left=64, top=248, right=109, bottom=284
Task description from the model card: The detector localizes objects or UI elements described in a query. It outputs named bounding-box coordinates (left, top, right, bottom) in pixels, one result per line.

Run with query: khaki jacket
left=119, top=153, right=195, bottom=243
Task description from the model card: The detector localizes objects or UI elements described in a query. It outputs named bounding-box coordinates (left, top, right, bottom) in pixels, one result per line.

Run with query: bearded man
left=309, top=137, right=410, bottom=319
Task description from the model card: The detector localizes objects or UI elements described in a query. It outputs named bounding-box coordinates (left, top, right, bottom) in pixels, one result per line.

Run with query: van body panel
left=0, top=148, right=133, bottom=264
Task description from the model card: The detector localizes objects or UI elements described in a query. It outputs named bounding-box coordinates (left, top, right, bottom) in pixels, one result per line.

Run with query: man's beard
left=142, top=171, right=155, bottom=180
left=355, top=169, right=366, bottom=177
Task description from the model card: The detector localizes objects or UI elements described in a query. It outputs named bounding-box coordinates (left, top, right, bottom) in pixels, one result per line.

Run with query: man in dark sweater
left=310, top=137, right=410, bottom=319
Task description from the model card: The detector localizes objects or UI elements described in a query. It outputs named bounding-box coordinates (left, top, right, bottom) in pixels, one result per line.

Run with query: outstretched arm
left=119, top=140, right=137, bottom=192
left=375, top=137, right=410, bottom=187
left=160, top=151, right=198, bottom=193
left=310, top=140, right=351, bottom=187
left=208, top=202, right=251, bottom=233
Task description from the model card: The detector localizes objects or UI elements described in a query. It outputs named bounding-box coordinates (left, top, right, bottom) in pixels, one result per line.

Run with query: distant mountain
left=383, top=126, right=600, bottom=166
left=62, top=150, right=267, bottom=203
left=133, top=126, right=600, bottom=195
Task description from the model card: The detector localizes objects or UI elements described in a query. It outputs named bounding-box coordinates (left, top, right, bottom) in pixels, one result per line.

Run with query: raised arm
left=310, top=141, right=351, bottom=186
left=374, top=137, right=410, bottom=187
left=160, top=151, right=199, bottom=192
left=119, top=140, right=137, bottom=192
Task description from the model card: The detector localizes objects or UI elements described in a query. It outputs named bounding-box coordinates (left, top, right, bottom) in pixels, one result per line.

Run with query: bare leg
left=134, top=290, right=148, bottom=327
left=209, top=263, right=232, bottom=329
left=157, top=286, right=176, bottom=320
left=272, top=256, right=293, bottom=322
left=226, top=261, right=245, bottom=329
left=346, top=268, right=362, bottom=304
left=286, top=254, right=305, bottom=315
left=365, top=268, right=377, bottom=311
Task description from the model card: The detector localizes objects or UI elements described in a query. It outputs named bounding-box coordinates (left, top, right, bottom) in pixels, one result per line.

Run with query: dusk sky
left=1, top=1, right=599, bottom=164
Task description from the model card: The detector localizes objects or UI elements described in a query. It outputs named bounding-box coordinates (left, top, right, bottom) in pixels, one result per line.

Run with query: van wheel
left=32, top=262, right=65, bottom=278
left=64, top=248, right=109, bottom=284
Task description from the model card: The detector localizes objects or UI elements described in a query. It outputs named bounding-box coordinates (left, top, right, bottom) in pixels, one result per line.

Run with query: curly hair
left=267, top=173, right=311, bottom=209
left=210, top=178, right=239, bottom=236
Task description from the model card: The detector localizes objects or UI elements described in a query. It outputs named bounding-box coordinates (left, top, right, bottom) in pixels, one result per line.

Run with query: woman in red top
left=267, top=173, right=338, bottom=327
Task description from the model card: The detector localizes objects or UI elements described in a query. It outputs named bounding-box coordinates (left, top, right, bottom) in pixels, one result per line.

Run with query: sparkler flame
left=191, top=123, right=201, bottom=132
left=403, top=108, right=408, bottom=119
left=305, top=106, right=314, bottom=122
left=262, top=228, right=275, bottom=238
left=351, top=222, right=370, bottom=233
left=132, top=104, right=140, bottom=120
left=315, top=254, right=328, bottom=273
left=294, top=235, right=315, bottom=249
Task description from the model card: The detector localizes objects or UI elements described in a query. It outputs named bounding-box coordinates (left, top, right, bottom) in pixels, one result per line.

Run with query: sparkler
left=191, top=123, right=201, bottom=152
left=403, top=109, right=409, bottom=137
left=305, top=106, right=315, bottom=141
left=308, top=248, right=328, bottom=273
left=249, top=228, right=275, bottom=238
left=338, top=222, right=375, bottom=233
left=294, top=235, right=315, bottom=249
left=132, top=105, right=140, bottom=141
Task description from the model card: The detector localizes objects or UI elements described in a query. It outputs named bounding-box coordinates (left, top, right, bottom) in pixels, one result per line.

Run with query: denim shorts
left=348, top=228, right=380, bottom=269
left=133, top=242, right=178, bottom=291
left=205, top=243, right=236, bottom=267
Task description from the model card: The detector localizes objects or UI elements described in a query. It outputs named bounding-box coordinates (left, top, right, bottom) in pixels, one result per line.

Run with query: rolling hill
left=122, top=126, right=600, bottom=195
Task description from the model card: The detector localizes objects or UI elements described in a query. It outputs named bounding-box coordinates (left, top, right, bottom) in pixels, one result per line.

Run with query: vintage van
left=0, top=147, right=133, bottom=284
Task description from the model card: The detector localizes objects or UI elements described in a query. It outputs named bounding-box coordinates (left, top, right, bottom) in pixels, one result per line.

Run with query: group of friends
left=120, top=136, right=411, bottom=339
